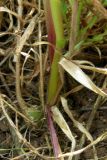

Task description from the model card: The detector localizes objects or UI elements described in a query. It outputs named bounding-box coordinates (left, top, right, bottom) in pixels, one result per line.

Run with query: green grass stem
left=47, top=0, right=65, bottom=105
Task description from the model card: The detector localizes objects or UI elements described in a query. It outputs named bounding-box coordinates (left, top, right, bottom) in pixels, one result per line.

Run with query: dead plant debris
left=0, top=0, right=107, bottom=160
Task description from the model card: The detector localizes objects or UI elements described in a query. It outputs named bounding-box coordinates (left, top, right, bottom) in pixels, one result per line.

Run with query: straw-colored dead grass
left=0, top=0, right=107, bottom=160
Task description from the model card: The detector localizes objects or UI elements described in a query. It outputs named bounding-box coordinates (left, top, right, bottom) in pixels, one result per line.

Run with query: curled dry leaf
left=59, top=57, right=107, bottom=97
left=51, top=106, right=76, bottom=153
left=61, top=96, right=98, bottom=160
left=73, top=60, right=107, bottom=74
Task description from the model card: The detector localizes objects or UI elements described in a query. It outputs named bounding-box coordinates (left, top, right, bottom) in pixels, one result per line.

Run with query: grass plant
left=44, top=0, right=107, bottom=159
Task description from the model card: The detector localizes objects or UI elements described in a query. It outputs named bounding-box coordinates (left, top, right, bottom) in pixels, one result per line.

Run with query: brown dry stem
left=15, top=14, right=40, bottom=118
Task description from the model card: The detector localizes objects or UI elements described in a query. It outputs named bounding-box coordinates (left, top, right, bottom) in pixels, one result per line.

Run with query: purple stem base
left=46, top=106, right=61, bottom=160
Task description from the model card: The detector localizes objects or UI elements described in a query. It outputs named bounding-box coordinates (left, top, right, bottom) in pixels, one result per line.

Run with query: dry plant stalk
left=15, top=14, right=40, bottom=118
left=0, top=0, right=3, bottom=29
left=0, top=95, right=53, bottom=160
left=69, top=0, right=79, bottom=54
left=61, top=97, right=98, bottom=160
left=38, top=0, right=45, bottom=109
left=85, top=0, right=107, bottom=19
left=75, top=77, right=107, bottom=160
left=58, top=130, right=107, bottom=158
